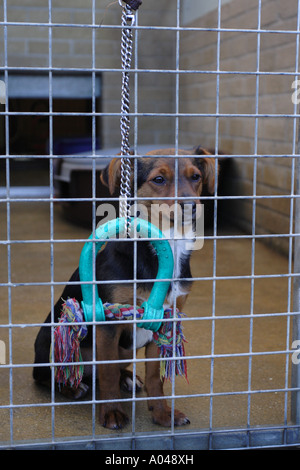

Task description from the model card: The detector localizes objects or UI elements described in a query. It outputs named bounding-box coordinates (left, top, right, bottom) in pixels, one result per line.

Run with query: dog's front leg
left=96, top=325, right=129, bottom=429
left=145, top=341, right=190, bottom=427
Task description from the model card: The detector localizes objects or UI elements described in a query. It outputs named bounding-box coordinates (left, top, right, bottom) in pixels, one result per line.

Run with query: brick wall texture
left=1, top=0, right=299, bottom=253
left=0, top=0, right=177, bottom=148
left=180, top=0, right=299, bottom=254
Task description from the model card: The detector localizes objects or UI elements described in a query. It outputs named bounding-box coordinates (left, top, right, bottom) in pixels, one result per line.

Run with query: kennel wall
left=1, top=0, right=300, bottom=450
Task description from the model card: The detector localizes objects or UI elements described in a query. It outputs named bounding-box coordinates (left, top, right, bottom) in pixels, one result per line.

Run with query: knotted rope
left=52, top=297, right=188, bottom=390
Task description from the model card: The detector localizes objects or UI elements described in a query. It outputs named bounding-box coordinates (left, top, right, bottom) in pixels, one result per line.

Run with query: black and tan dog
left=33, top=146, right=217, bottom=429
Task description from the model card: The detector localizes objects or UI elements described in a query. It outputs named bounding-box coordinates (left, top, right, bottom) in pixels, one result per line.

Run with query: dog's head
left=100, top=146, right=217, bottom=230
left=101, top=146, right=216, bottom=195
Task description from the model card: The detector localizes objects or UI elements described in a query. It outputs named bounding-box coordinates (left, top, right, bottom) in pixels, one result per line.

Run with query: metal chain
left=119, top=3, right=135, bottom=236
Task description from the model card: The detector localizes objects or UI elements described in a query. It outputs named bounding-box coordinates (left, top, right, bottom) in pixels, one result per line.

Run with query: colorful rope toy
left=52, top=218, right=188, bottom=389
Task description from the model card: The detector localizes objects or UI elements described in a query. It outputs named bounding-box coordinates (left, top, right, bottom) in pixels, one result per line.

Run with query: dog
left=33, top=146, right=217, bottom=430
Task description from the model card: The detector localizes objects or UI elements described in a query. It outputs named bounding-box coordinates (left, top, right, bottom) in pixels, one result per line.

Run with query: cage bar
left=1, top=0, right=300, bottom=450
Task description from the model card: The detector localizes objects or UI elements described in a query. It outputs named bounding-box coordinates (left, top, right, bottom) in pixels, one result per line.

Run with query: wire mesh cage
left=1, top=0, right=300, bottom=450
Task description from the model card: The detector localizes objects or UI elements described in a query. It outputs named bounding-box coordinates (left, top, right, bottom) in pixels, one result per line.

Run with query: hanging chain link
left=119, top=3, right=135, bottom=236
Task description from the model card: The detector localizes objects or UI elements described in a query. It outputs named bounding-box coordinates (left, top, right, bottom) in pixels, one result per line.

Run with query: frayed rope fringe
left=52, top=297, right=188, bottom=389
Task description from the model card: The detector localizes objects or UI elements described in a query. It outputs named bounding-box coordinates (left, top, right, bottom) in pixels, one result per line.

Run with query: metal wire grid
left=1, top=0, right=300, bottom=450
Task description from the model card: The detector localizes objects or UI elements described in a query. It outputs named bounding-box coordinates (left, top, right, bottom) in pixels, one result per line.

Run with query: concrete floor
left=0, top=201, right=295, bottom=446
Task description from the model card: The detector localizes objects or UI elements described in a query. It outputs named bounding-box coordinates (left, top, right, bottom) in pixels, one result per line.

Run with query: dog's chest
left=135, top=327, right=153, bottom=349
left=164, top=230, right=191, bottom=306
left=129, top=232, right=192, bottom=349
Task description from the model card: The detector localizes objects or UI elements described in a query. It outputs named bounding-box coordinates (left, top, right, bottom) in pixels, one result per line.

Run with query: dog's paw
left=59, top=382, right=89, bottom=400
left=151, top=407, right=190, bottom=427
left=120, top=369, right=143, bottom=393
left=72, top=382, right=90, bottom=400
left=100, top=408, right=129, bottom=430
left=173, top=410, right=190, bottom=426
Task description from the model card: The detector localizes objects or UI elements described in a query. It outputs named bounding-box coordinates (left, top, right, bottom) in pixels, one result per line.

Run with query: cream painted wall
left=181, top=0, right=233, bottom=25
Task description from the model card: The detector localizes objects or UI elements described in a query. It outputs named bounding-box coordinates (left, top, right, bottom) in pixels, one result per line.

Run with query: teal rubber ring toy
left=79, top=217, right=174, bottom=332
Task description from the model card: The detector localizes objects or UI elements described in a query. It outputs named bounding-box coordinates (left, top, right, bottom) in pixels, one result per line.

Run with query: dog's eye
left=152, top=176, right=166, bottom=185
left=191, top=173, right=201, bottom=181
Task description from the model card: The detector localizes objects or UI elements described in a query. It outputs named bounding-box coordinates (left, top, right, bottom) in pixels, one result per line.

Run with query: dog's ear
left=100, top=155, right=135, bottom=195
left=100, top=158, right=123, bottom=195
left=193, top=145, right=211, bottom=157
left=193, top=146, right=218, bottom=194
